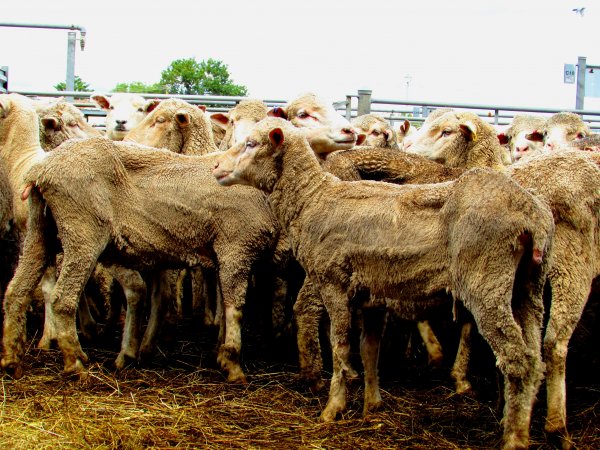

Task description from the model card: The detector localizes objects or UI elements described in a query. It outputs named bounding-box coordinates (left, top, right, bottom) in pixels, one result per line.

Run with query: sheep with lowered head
left=213, top=117, right=555, bottom=449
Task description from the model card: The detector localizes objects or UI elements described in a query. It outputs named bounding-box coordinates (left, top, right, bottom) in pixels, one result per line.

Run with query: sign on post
left=564, top=64, right=576, bottom=84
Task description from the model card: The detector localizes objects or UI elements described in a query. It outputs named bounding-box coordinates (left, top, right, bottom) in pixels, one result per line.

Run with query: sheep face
left=405, top=112, right=480, bottom=163
left=214, top=118, right=293, bottom=191
left=211, top=99, right=268, bottom=150
left=529, top=112, right=590, bottom=152
left=91, top=93, right=148, bottom=141
left=351, top=114, right=398, bottom=149
left=270, top=92, right=362, bottom=153
left=35, top=99, right=102, bottom=151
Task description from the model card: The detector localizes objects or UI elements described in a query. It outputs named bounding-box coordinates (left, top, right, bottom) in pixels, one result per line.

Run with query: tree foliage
left=112, top=81, right=165, bottom=94
left=54, top=76, right=91, bottom=92
left=159, top=58, right=248, bottom=96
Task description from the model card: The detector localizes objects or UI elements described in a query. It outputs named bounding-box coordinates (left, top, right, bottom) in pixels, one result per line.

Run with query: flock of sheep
left=0, top=91, right=599, bottom=450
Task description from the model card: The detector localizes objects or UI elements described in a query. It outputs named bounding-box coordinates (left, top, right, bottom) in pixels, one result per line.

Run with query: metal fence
left=0, top=67, right=8, bottom=94
left=341, top=90, right=600, bottom=132
left=10, top=88, right=600, bottom=132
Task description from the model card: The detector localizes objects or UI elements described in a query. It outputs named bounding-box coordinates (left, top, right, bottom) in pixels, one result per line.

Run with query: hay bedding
left=0, top=314, right=598, bottom=449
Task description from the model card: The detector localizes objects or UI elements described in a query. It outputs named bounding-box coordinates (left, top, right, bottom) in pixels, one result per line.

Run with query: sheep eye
left=245, top=139, right=257, bottom=149
left=576, top=132, right=585, bottom=139
left=68, top=121, right=78, bottom=127
left=297, top=111, right=310, bottom=119
left=156, top=116, right=166, bottom=123
left=137, top=108, right=143, bottom=113
left=109, top=106, right=115, bottom=110
left=441, top=129, right=452, bottom=137
left=371, top=130, right=380, bottom=137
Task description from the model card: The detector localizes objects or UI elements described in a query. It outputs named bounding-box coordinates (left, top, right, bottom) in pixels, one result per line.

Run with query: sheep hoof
left=309, top=378, right=326, bottom=394
left=544, top=428, right=573, bottom=450
left=1, top=359, right=24, bottom=379
left=227, top=367, right=247, bottom=384
left=63, top=358, right=86, bottom=378
left=37, top=336, right=55, bottom=350
left=115, top=352, right=136, bottom=370
left=320, top=405, right=341, bottom=422
left=454, top=380, right=473, bottom=395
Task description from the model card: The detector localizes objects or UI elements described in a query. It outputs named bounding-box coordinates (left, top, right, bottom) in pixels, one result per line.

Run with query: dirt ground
left=0, top=307, right=598, bottom=450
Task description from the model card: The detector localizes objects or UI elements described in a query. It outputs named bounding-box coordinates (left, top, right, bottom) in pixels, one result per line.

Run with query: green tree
left=54, top=76, right=91, bottom=92
left=112, top=81, right=165, bottom=94
left=159, top=58, right=248, bottom=96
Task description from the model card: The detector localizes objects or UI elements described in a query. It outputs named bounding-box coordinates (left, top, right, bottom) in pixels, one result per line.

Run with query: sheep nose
left=545, top=142, right=555, bottom=151
left=516, top=145, right=529, bottom=153
left=341, top=127, right=356, bottom=136
left=214, top=161, right=220, bottom=169
left=116, top=120, right=127, bottom=125
left=404, top=141, right=413, bottom=150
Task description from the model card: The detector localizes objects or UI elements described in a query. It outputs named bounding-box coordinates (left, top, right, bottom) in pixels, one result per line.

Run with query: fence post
left=66, top=31, right=76, bottom=102
left=345, top=95, right=352, bottom=121
left=357, top=89, right=372, bottom=116
left=576, top=56, right=586, bottom=110
left=0, top=66, right=8, bottom=93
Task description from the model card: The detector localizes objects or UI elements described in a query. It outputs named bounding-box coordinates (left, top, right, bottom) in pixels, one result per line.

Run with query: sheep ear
left=497, top=132, right=509, bottom=145
left=269, top=127, right=285, bottom=148
left=268, top=106, right=288, bottom=120
left=400, top=119, right=410, bottom=134
left=211, top=113, right=229, bottom=129
left=144, top=99, right=161, bottom=114
left=42, top=117, right=60, bottom=131
left=0, top=98, right=10, bottom=118
left=197, top=105, right=207, bottom=113
left=383, top=130, right=394, bottom=144
left=176, top=112, right=191, bottom=128
left=526, top=130, right=544, bottom=142
left=459, top=121, right=478, bottom=142
left=91, top=94, right=110, bottom=110
left=356, top=133, right=367, bottom=146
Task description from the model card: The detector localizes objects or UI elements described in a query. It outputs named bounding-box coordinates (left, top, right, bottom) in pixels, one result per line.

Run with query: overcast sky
left=2, top=0, right=599, bottom=110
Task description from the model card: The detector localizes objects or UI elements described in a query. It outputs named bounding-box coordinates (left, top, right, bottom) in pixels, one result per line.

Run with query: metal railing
left=9, top=88, right=600, bottom=132
left=341, top=90, right=600, bottom=131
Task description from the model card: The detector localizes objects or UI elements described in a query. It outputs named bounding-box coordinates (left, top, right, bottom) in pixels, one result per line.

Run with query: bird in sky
left=572, top=7, right=586, bottom=16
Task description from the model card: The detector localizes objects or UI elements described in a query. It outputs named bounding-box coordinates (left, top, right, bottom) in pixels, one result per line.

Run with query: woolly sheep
left=91, top=93, right=150, bottom=140
left=405, top=109, right=600, bottom=447
left=350, top=114, right=399, bottom=149
left=211, top=99, right=269, bottom=151
left=1, top=124, right=281, bottom=385
left=214, top=117, right=555, bottom=449
left=526, top=111, right=591, bottom=152
left=35, top=97, right=103, bottom=150
left=497, top=114, right=546, bottom=162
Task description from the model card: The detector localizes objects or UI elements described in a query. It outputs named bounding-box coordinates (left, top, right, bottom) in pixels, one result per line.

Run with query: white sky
left=2, top=0, right=599, bottom=109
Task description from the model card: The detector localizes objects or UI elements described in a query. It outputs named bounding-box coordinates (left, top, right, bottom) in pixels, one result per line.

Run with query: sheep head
left=211, top=99, right=268, bottom=151
left=351, top=114, right=399, bottom=149
left=214, top=118, right=297, bottom=191
left=268, top=92, right=364, bottom=154
left=91, top=93, right=149, bottom=141
left=405, top=111, right=505, bottom=169
left=529, top=112, right=591, bottom=152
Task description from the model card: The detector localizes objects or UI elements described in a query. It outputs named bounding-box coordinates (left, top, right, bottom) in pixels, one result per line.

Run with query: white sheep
left=91, top=93, right=150, bottom=140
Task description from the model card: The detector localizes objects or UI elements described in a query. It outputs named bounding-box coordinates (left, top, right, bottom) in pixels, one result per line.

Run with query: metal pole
left=345, top=95, right=352, bottom=121
left=66, top=32, right=76, bottom=97
left=357, top=89, right=372, bottom=116
left=576, top=56, right=586, bottom=110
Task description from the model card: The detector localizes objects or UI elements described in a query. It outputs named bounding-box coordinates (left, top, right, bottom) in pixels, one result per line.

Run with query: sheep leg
left=215, top=260, right=250, bottom=383
left=38, top=265, right=58, bottom=349
left=77, top=293, right=98, bottom=342
left=319, top=283, right=352, bottom=422
left=360, top=304, right=387, bottom=415
left=543, top=264, right=592, bottom=449
left=293, top=278, right=325, bottom=391
left=451, top=321, right=474, bottom=394
left=139, top=271, right=170, bottom=362
left=113, top=268, right=147, bottom=369
left=468, top=280, right=543, bottom=450
left=416, top=320, right=443, bottom=367
left=1, top=210, right=51, bottom=377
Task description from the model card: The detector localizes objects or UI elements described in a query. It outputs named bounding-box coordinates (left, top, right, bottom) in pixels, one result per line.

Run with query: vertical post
left=357, top=89, right=372, bottom=116
left=345, top=95, right=352, bottom=121
left=576, top=56, right=586, bottom=110
left=0, top=66, right=8, bottom=93
left=66, top=31, right=76, bottom=101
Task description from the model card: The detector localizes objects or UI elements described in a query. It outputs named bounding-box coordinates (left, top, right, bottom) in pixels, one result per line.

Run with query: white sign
left=564, top=64, right=576, bottom=84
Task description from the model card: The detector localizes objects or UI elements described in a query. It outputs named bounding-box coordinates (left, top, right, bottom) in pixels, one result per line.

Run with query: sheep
left=267, top=92, right=363, bottom=155
left=406, top=109, right=600, bottom=448
left=0, top=159, right=19, bottom=302
left=213, top=117, right=555, bottom=449
left=35, top=97, right=103, bottom=150
left=1, top=114, right=282, bottom=384
left=401, top=107, right=454, bottom=151
left=497, top=114, right=546, bottom=162
left=567, top=133, right=600, bottom=151
left=350, top=114, right=399, bottom=149
left=211, top=99, right=269, bottom=151
left=90, top=93, right=150, bottom=140
left=396, top=119, right=416, bottom=148
left=525, top=111, right=591, bottom=152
